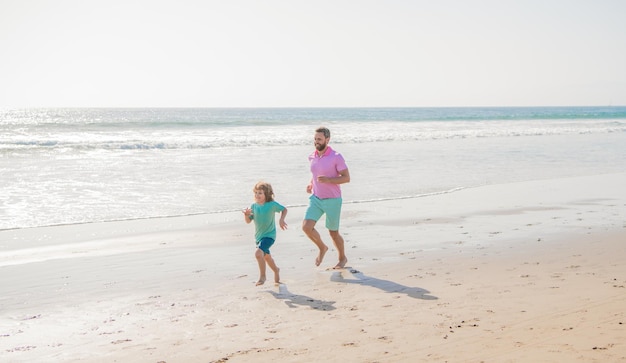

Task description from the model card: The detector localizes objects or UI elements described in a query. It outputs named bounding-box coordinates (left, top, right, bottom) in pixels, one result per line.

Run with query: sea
left=2, top=107, right=626, bottom=231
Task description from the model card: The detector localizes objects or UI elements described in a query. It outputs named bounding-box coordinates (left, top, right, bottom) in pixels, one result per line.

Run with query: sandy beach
left=1, top=172, right=625, bottom=362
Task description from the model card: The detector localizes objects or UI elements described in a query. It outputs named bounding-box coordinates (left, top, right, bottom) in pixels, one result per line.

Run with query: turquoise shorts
left=304, top=195, right=343, bottom=231
left=256, top=237, right=275, bottom=255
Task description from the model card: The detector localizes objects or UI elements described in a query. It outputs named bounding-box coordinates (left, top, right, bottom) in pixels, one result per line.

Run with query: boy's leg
left=264, top=254, right=280, bottom=284
left=255, top=248, right=266, bottom=285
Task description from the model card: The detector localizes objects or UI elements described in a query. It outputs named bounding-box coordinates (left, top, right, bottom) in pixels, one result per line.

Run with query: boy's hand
left=279, top=219, right=288, bottom=230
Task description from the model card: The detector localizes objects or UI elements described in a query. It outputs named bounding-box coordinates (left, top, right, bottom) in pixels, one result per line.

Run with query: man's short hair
left=316, top=127, right=330, bottom=138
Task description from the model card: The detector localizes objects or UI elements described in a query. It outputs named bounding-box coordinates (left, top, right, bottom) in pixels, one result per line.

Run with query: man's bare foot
left=256, top=277, right=266, bottom=286
left=274, top=268, right=280, bottom=284
left=333, top=257, right=348, bottom=269
left=315, top=245, right=329, bottom=266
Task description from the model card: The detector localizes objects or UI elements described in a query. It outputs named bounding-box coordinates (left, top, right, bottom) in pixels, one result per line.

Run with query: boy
left=243, top=181, right=288, bottom=285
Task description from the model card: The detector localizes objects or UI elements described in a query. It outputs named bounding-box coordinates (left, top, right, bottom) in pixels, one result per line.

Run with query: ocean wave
left=1, top=119, right=625, bottom=152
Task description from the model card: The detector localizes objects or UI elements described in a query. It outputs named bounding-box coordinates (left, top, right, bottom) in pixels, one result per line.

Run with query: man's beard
left=315, top=142, right=327, bottom=151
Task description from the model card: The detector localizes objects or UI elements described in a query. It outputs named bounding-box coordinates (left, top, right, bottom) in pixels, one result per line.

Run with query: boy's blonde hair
left=254, top=181, right=275, bottom=202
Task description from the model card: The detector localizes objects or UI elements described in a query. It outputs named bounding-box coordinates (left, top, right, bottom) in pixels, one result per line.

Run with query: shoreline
left=4, top=167, right=622, bottom=233
left=1, top=172, right=625, bottom=362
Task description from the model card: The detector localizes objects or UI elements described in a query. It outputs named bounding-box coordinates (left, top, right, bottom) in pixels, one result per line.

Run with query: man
left=302, top=126, right=350, bottom=269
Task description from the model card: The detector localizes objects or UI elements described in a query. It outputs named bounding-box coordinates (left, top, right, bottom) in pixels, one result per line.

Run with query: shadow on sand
left=330, top=268, right=438, bottom=300
left=267, top=284, right=337, bottom=311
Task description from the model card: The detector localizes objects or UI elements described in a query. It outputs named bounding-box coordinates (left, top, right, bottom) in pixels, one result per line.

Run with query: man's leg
left=329, top=230, right=347, bottom=269
left=302, top=219, right=329, bottom=266
left=324, top=198, right=346, bottom=269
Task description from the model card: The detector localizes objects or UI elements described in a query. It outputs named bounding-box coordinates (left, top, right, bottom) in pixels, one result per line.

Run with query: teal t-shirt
left=249, top=200, right=285, bottom=241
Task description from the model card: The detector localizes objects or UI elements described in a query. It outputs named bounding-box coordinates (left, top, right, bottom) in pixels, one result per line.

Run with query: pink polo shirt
left=309, top=146, right=348, bottom=199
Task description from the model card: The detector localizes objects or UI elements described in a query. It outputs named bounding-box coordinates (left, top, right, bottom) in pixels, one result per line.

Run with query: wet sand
left=1, top=173, right=625, bottom=362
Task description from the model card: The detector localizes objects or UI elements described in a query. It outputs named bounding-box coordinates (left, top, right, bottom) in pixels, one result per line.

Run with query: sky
left=1, top=0, right=625, bottom=108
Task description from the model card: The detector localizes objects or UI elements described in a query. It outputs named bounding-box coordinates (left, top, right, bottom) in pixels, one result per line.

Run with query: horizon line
left=2, top=105, right=625, bottom=110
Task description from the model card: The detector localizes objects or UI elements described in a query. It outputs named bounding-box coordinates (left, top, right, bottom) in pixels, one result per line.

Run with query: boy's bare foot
left=315, top=245, right=329, bottom=266
left=333, top=257, right=348, bottom=269
left=256, top=277, right=266, bottom=286
left=274, top=268, right=280, bottom=284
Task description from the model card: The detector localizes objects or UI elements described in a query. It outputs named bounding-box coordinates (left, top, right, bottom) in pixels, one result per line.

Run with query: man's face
left=314, top=132, right=328, bottom=152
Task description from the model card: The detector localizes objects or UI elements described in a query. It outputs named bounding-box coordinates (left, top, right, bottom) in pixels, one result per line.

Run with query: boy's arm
left=278, top=207, right=288, bottom=230
left=243, top=207, right=253, bottom=224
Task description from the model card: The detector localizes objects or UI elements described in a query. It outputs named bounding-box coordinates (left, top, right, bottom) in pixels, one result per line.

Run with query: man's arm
left=317, top=168, right=350, bottom=185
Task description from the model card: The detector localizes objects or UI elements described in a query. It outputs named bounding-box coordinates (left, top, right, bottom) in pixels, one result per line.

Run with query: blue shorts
left=304, top=195, right=343, bottom=231
left=256, top=237, right=275, bottom=255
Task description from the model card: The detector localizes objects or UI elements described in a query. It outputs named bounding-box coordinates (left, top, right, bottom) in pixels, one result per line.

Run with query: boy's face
left=254, top=189, right=266, bottom=204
